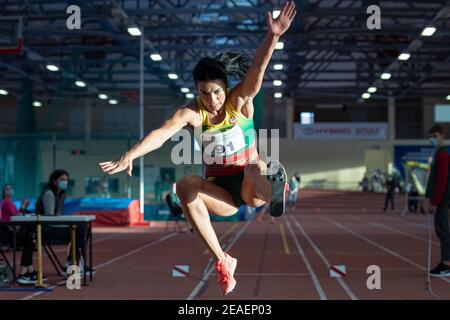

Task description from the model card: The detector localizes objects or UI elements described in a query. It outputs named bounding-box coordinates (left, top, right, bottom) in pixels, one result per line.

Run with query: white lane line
left=285, top=219, right=327, bottom=300
left=21, top=232, right=178, bottom=300
left=320, top=215, right=450, bottom=286
left=373, top=214, right=429, bottom=230
left=187, top=221, right=251, bottom=300
left=292, top=216, right=357, bottom=300
left=349, top=215, right=439, bottom=246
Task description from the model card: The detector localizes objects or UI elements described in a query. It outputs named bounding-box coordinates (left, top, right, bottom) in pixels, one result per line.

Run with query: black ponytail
left=193, top=52, right=251, bottom=86
left=214, top=52, right=251, bottom=81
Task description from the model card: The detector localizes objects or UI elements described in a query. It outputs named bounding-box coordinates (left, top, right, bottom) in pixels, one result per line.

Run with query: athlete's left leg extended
left=241, top=160, right=271, bottom=207
left=241, top=160, right=287, bottom=217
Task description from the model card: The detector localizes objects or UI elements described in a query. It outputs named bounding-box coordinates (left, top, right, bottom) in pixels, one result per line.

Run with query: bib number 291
left=214, top=141, right=235, bottom=156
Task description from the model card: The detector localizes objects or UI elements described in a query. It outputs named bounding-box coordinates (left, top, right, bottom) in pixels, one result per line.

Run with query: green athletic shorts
left=206, top=170, right=245, bottom=207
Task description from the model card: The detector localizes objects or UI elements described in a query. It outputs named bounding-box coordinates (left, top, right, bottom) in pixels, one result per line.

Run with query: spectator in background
left=155, top=177, right=163, bottom=202
left=255, top=203, right=275, bottom=224
left=1, top=184, right=38, bottom=285
left=360, top=174, right=369, bottom=192
left=166, top=183, right=194, bottom=232
left=372, top=169, right=383, bottom=192
left=101, top=175, right=110, bottom=198
left=162, top=174, right=173, bottom=195
left=167, top=183, right=182, bottom=215
left=1, top=184, right=29, bottom=222
left=287, top=172, right=301, bottom=211
left=425, top=124, right=450, bottom=277
left=406, top=182, right=415, bottom=213
left=382, top=175, right=396, bottom=212
left=155, top=174, right=173, bottom=203
left=408, top=185, right=425, bottom=214
left=391, top=168, right=404, bottom=193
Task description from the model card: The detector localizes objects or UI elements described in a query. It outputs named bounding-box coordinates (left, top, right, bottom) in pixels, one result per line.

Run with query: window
left=300, top=112, right=315, bottom=125
left=435, top=104, right=450, bottom=122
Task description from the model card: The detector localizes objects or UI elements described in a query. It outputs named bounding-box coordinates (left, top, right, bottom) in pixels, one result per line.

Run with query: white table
left=10, top=215, right=96, bottom=287
left=11, top=215, right=96, bottom=223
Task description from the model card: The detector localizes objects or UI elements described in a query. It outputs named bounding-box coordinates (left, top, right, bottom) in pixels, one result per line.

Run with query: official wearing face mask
left=35, top=169, right=69, bottom=216
left=425, top=124, right=450, bottom=277
left=1, top=184, right=30, bottom=222
left=1, top=185, right=17, bottom=222
left=34, top=169, right=95, bottom=277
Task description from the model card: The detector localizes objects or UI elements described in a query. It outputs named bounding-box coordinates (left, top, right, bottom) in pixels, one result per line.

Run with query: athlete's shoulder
left=180, top=98, right=200, bottom=112
left=228, top=87, right=254, bottom=119
left=176, top=99, right=201, bottom=127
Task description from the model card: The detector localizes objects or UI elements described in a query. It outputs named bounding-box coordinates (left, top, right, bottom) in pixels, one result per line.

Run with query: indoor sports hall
left=0, top=0, right=449, bottom=302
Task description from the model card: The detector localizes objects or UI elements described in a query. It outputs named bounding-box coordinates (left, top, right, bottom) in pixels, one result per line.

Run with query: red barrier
left=74, top=200, right=150, bottom=227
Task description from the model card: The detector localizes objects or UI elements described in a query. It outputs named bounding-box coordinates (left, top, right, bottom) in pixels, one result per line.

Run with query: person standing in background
left=382, top=175, right=396, bottom=213
left=360, top=173, right=369, bottom=192
left=287, top=172, right=300, bottom=212
left=425, top=124, right=450, bottom=277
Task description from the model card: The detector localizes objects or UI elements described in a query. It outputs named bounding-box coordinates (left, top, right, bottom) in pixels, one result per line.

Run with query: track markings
left=349, top=215, right=439, bottom=246
left=279, top=222, right=291, bottom=255
left=187, top=221, right=251, bottom=300
left=291, top=216, right=357, bottom=300
left=285, top=219, right=327, bottom=300
left=320, top=215, right=450, bottom=287
left=21, top=231, right=179, bottom=300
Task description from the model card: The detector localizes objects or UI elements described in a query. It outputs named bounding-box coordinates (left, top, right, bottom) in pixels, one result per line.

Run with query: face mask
left=58, top=180, right=68, bottom=190
left=429, top=137, right=439, bottom=147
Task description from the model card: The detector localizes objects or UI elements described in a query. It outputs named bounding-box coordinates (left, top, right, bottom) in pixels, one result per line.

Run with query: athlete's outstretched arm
left=232, top=1, right=296, bottom=115
left=99, top=100, right=200, bottom=176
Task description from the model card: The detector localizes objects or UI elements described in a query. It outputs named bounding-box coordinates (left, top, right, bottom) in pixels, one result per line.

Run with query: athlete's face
left=196, top=80, right=227, bottom=113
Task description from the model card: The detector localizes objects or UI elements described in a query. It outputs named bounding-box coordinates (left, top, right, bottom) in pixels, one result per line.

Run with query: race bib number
left=202, top=125, right=246, bottom=158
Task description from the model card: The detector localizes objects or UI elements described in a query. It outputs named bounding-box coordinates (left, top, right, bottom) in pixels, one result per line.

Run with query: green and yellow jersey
left=196, top=91, right=259, bottom=177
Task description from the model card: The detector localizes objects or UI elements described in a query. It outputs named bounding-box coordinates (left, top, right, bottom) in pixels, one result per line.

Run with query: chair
left=0, top=261, right=13, bottom=287
left=42, top=225, right=92, bottom=277
left=165, top=194, right=191, bottom=233
left=0, top=222, right=68, bottom=278
left=0, top=223, right=14, bottom=285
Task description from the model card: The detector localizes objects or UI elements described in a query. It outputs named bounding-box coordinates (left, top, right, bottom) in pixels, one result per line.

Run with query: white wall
left=277, top=139, right=392, bottom=190
left=38, top=136, right=399, bottom=196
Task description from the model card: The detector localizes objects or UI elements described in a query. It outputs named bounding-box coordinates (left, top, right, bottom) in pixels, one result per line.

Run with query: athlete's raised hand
left=99, top=153, right=134, bottom=176
left=267, top=1, right=297, bottom=37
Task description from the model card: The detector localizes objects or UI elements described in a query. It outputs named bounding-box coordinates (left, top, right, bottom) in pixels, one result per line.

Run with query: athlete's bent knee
left=176, top=176, right=202, bottom=200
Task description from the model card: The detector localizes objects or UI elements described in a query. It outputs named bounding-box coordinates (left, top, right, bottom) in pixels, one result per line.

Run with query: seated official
left=36, top=169, right=94, bottom=276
